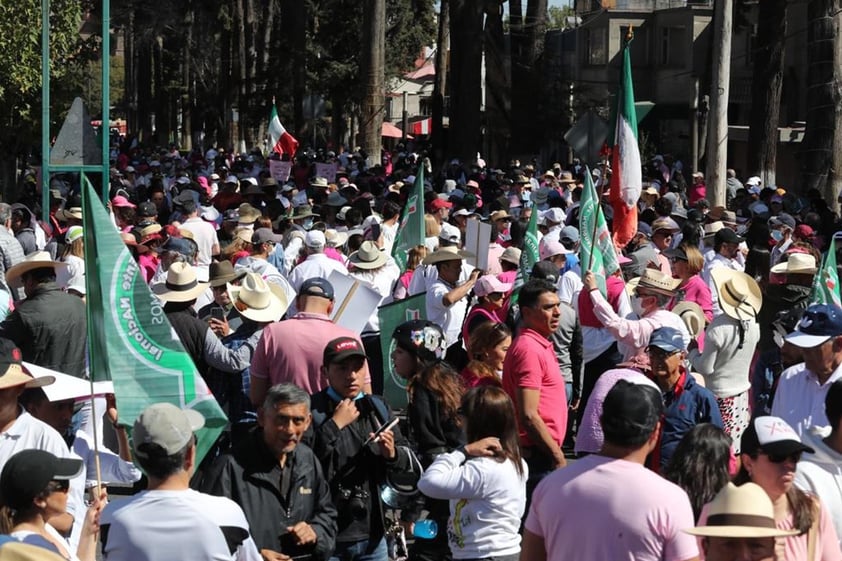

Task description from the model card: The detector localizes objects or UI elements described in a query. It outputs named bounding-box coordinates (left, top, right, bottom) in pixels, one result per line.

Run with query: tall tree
left=704, top=0, right=733, bottom=207
left=801, top=0, right=842, bottom=209
left=449, top=0, right=484, bottom=163
left=509, top=0, right=548, bottom=155
left=431, top=0, right=450, bottom=169
left=359, top=0, right=386, bottom=167
left=746, top=0, right=786, bottom=186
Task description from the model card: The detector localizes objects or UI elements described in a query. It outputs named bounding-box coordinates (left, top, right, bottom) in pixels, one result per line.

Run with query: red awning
left=382, top=122, right=407, bottom=139
left=411, top=119, right=432, bottom=136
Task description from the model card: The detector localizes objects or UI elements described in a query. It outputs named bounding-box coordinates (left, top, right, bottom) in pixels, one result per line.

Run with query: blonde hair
left=425, top=214, right=440, bottom=238
left=681, top=244, right=705, bottom=276
left=61, top=237, right=84, bottom=260
left=407, top=245, right=427, bottom=271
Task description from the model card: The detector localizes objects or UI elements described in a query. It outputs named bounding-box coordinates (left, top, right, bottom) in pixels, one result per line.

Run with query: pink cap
left=539, top=238, right=572, bottom=261
left=111, top=195, right=136, bottom=209
left=474, top=276, right=513, bottom=297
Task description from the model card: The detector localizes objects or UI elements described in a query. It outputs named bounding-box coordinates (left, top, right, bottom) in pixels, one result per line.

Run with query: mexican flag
left=608, top=28, right=642, bottom=249
left=268, top=103, right=299, bottom=156
left=82, top=178, right=227, bottom=464
left=580, top=166, right=620, bottom=296
left=509, top=206, right=539, bottom=306
left=391, top=163, right=426, bottom=272
left=811, top=235, right=841, bottom=306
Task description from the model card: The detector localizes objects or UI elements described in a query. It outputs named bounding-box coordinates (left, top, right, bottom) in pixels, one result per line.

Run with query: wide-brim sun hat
left=672, top=301, right=706, bottom=339
left=152, top=262, right=209, bottom=302
left=56, top=207, right=83, bottom=221
left=5, top=252, right=68, bottom=287
left=422, top=246, right=475, bottom=265
left=770, top=253, right=818, bottom=275
left=349, top=241, right=388, bottom=270
left=684, top=482, right=800, bottom=539
left=229, top=272, right=288, bottom=322
left=710, top=268, right=762, bottom=320
left=636, top=268, right=680, bottom=297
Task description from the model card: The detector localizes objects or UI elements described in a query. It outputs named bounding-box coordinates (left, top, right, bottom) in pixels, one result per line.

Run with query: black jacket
left=306, top=391, right=418, bottom=550
left=0, top=283, right=86, bottom=377
left=200, top=428, right=337, bottom=560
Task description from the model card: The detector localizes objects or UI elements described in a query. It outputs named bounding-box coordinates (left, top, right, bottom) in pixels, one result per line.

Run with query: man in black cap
left=250, top=278, right=371, bottom=406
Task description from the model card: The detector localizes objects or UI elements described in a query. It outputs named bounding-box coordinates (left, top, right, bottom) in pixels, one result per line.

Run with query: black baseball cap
left=0, top=450, right=82, bottom=509
left=714, top=228, right=744, bottom=245
left=299, top=278, right=334, bottom=300
left=138, top=201, right=158, bottom=218
left=323, top=337, right=367, bottom=365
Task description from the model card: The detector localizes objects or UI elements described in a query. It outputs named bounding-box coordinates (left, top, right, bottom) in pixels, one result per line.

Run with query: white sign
left=315, top=162, right=338, bottom=183
left=25, top=362, right=114, bottom=402
left=328, top=271, right=383, bottom=334
left=464, top=218, right=491, bottom=272
left=269, top=160, right=292, bottom=182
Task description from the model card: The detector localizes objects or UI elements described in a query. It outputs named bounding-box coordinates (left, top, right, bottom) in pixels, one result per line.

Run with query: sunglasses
left=47, top=480, right=71, bottom=493
left=764, top=451, right=802, bottom=464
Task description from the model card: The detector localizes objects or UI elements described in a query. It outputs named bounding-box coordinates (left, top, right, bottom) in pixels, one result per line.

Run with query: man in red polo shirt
left=503, top=279, right=567, bottom=507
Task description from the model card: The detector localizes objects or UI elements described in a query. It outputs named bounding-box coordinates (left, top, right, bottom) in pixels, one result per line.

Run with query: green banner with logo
left=391, top=164, right=426, bottom=272
left=378, top=293, right=426, bottom=409
left=82, top=178, right=227, bottom=464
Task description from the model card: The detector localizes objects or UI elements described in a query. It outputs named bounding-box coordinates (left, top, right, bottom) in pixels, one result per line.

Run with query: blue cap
left=158, top=236, right=196, bottom=257
left=785, top=304, right=842, bottom=348
left=648, top=326, right=686, bottom=353
left=299, top=277, right=334, bottom=300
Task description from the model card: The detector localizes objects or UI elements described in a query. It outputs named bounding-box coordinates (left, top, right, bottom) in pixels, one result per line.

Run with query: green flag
left=378, top=293, right=426, bottom=409
left=82, top=178, right=227, bottom=464
left=509, top=207, right=539, bottom=306
left=811, top=235, right=841, bottom=306
left=391, top=164, right=426, bottom=272
left=579, top=165, right=619, bottom=296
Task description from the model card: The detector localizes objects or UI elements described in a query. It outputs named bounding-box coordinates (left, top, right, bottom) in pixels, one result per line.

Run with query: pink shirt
left=250, top=312, right=370, bottom=395
left=502, top=328, right=567, bottom=448
left=526, top=454, right=699, bottom=561
left=670, top=275, right=714, bottom=322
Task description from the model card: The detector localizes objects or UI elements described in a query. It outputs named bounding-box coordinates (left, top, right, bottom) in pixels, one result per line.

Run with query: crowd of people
left=0, top=143, right=841, bottom=561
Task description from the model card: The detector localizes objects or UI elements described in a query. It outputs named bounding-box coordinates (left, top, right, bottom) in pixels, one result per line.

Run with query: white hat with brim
left=56, top=207, right=83, bottom=221
left=423, top=246, right=475, bottom=265
left=684, top=483, right=800, bottom=539
left=5, top=252, right=68, bottom=287
left=324, top=229, right=348, bottom=248
left=152, top=262, right=210, bottom=302
left=229, top=273, right=288, bottom=323
left=349, top=241, right=389, bottom=270
left=711, top=268, right=762, bottom=320
left=770, top=253, right=818, bottom=275
left=672, top=301, right=706, bottom=339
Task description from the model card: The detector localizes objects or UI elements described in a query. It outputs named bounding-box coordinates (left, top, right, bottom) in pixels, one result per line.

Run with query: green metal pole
left=101, top=0, right=110, bottom=201
left=41, top=0, right=50, bottom=221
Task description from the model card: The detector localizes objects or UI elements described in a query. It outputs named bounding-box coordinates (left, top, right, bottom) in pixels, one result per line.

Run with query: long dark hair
left=460, top=386, right=524, bottom=477
left=663, top=424, right=731, bottom=521
left=734, top=455, right=815, bottom=534
left=408, top=361, right=463, bottom=422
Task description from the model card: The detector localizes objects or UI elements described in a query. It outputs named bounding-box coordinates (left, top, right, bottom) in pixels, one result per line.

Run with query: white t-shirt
left=418, top=449, right=527, bottom=559
left=288, top=252, right=349, bottom=292
left=101, top=488, right=261, bottom=561
left=180, top=217, right=219, bottom=278
left=427, top=278, right=470, bottom=347
left=525, top=454, right=698, bottom=561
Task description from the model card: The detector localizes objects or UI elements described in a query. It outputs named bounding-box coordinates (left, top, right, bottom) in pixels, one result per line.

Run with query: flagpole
left=81, top=173, right=104, bottom=496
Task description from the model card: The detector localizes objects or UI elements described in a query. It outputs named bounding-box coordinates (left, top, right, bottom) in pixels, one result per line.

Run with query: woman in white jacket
left=417, top=385, right=528, bottom=561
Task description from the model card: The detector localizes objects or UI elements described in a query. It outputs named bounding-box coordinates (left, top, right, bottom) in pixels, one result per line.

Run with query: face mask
left=302, top=218, right=314, bottom=230
left=631, top=296, right=646, bottom=318
left=771, top=230, right=784, bottom=242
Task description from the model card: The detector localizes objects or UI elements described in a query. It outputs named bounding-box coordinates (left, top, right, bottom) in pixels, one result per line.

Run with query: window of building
left=659, top=26, right=687, bottom=67
left=585, top=27, right=608, bottom=66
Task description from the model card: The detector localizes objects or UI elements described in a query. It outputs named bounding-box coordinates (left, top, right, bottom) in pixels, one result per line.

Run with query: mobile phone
left=364, top=417, right=399, bottom=446
left=210, top=306, right=225, bottom=321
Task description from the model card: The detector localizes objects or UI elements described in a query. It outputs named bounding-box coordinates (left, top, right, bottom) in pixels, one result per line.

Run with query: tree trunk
left=484, top=0, right=509, bottom=166
left=509, top=0, right=547, bottom=155
left=449, top=0, right=484, bottom=164
left=829, top=5, right=842, bottom=213
left=235, top=0, right=247, bottom=151
left=154, top=36, right=169, bottom=145
left=704, top=0, right=732, bottom=208
left=181, top=0, right=193, bottom=150
left=431, top=0, right=450, bottom=170
left=137, top=39, right=153, bottom=141
left=359, top=0, right=385, bottom=168
left=801, top=0, right=842, bottom=202
left=280, top=0, right=306, bottom=141
left=747, top=0, right=786, bottom=186
left=125, top=4, right=136, bottom=134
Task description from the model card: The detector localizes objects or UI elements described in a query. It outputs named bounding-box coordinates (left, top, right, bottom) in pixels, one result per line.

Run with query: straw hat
left=422, top=246, right=475, bottom=265
left=152, top=262, right=209, bottom=302
left=349, top=241, right=388, bottom=270
left=56, top=207, right=83, bottom=221
left=310, top=177, right=329, bottom=188
left=636, top=268, right=680, bottom=297
left=710, top=268, right=762, bottom=320
left=0, top=339, right=54, bottom=391
left=5, top=252, right=68, bottom=287
left=703, top=221, right=724, bottom=238
left=672, top=301, right=706, bottom=339
left=230, top=273, right=288, bottom=322
left=685, top=482, right=800, bottom=538
left=770, top=253, right=818, bottom=275
left=237, top=203, right=262, bottom=224
left=324, top=229, right=348, bottom=248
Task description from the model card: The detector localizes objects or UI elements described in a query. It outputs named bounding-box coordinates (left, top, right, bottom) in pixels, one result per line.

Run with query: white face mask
left=631, top=296, right=646, bottom=318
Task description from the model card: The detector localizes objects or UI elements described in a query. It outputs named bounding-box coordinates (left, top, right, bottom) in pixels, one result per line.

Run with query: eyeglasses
left=47, top=480, right=70, bottom=494
left=764, top=451, right=802, bottom=464
left=646, top=346, right=680, bottom=359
